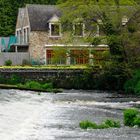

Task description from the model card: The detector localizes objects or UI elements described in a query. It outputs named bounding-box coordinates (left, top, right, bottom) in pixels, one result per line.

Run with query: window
left=122, top=16, right=128, bottom=26
left=73, top=23, right=85, bottom=37
left=49, top=23, right=61, bottom=37
left=70, top=50, right=89, bottom=64
left=24, top=28, right=26, bottom=43
left=46, top=49, right=66, bottom=65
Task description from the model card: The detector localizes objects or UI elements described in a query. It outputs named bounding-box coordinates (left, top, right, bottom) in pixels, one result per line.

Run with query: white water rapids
left=0, top=89, right=140, bottom=140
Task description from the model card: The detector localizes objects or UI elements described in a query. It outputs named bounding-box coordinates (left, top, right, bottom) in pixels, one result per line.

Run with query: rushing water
left=0, top=89, right=140, bottom=140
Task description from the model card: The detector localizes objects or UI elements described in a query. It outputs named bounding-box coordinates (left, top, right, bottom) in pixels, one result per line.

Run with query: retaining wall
left=0, top=69, right=91, bottom=89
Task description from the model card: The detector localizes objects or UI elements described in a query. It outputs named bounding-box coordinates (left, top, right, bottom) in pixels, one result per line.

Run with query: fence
left=0, top=52, right=30, bottom=66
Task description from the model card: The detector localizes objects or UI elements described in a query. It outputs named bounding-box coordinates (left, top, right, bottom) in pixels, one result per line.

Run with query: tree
left=58, top=0, right=138, bottom=63
left=0, top=0, right=58, bottom=36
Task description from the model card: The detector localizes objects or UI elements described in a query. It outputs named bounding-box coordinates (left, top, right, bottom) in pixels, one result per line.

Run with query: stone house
left=15, top=4, right=110, bottom=65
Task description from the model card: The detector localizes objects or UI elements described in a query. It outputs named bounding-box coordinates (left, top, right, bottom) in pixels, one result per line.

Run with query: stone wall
left=29, top=31, right=68, bottom=64
left=0, top=69, right=87, bottom=89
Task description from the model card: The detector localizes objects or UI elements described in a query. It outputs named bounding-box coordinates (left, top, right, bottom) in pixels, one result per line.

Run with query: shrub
left=42, top=83, right=53, bottom=89
left=124, top=70, right=140, bottom=95
left=104, top=119, right=121, bottom=128
left=25, top=81, right=42, bottom=89
left=8, top=74, right=22, bottom=85
left=5, top=60, right=12, bottom=66
left=134, top=117, right=140, bottom=127
left=134, top=81, right=140, bottom=95
left=0, top=75, right=5, bottom=84
left=124, top=79, right=136, bottom=94
left=124, top=108, right=139, bottom=127
left=79, top=120, right=97, bottom=129
left=79, top=119, right=121, bottom=129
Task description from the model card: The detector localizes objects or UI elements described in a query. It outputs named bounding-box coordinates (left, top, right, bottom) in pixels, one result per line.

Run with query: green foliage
left=0, top=0, right=58, bottom=36
left=91, top=37, right=101, bottom=46
left=134, top=117, right=140, bottom=127
left=8, top=74, right=22, bottom=85
left=42, top=83, right=53, bottom=89
left=127, top=25, right=137, bottom=33
left=79, top=119, right=121, bottom=129
left=107, top=35, right=123, bottom=58
left=97, top=62, right=132, bottom=91
left=5, top=60, right=12, bottom=66
left=0, top=75, right=5, bottom=84
left=124, top=70, right=140, bottom=95
left=79, top=120, right=97, bottom=129
left=104, top=119, right=121, bottom=128
left=25, top=81, right=42, bottom=89
left=124, top=108, right=139, bottom=127
left=18, top=81, right=54, bottom=91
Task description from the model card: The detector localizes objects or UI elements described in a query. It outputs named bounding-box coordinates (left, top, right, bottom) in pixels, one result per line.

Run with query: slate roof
left=27, top=4, right=61, bottom=31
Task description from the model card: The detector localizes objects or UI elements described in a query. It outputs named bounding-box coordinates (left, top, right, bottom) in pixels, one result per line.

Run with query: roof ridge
left=26, top=4, right=56, bottom=7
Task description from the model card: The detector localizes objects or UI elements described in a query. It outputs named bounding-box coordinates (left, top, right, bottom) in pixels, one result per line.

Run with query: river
left=0, top=89, right=140, bottom=140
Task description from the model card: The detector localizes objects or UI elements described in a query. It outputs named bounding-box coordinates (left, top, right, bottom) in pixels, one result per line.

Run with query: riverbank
left=0, top=65, right=139, bottom=95
left=0, top=84, right=63, bottom=93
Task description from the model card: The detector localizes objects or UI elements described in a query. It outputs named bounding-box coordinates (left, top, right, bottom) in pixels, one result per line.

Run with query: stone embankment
left=0, top=69, right=86, bottom=88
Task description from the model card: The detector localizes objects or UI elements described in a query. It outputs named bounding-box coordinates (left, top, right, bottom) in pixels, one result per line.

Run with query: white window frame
left=16, top=26, right=30, bottom=44
left=73, top=23, right=85, bottom=37
left=122, top=16, right=128, bottom=26
left=49, top=22, right=62, bottom=38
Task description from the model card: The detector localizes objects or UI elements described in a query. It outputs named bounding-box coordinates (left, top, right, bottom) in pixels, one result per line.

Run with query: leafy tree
left=58, top=0, right=138, bottom=63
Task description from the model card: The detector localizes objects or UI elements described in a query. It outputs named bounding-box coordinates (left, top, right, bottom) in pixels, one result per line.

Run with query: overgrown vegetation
left=80, top=108, right=140, bottom=130
left=57, top=0, right=140, bottom=94
left=124, top=70, right=140, bottom=95
left=17, top=81, right=53, bottom=91
left=79, top=119, right=121, bottom=129
left=0, top=74, right=62, bottom=93
left=124, top=108, right=140, bottom=127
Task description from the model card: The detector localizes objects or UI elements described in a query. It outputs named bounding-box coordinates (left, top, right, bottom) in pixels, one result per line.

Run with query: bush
left=124, top=108, right=139, bottom=127
left=25, top=81, right=42, bottom=89
left=18, top=81, right=54, bottom=91
left=5, top=60, right=12, bottom=66
left=134, top=117, right=140, bottom=127
left=104, top=119, right=121, bottom=128
left=79, top=119, right=121, bottom=129
left=124, top=70, right=140, bottom=95
left=0, top=75, right=5, bottom=84
left=98, top=62, right=132, bottom=91
left=8, top=74, right=22, bottom=85
left=42, top=83, right=53, bottom=89
left=79, top=120, right=97, bottom=129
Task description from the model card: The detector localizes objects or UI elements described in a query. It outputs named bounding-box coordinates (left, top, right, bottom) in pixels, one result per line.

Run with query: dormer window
left=49, top=23, right=61, bottom=37
left=49, top=14, right=61, bottom=38
left=122, top=16, right=128, bottom=26
left=73, top=23, right=85, bottom=37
